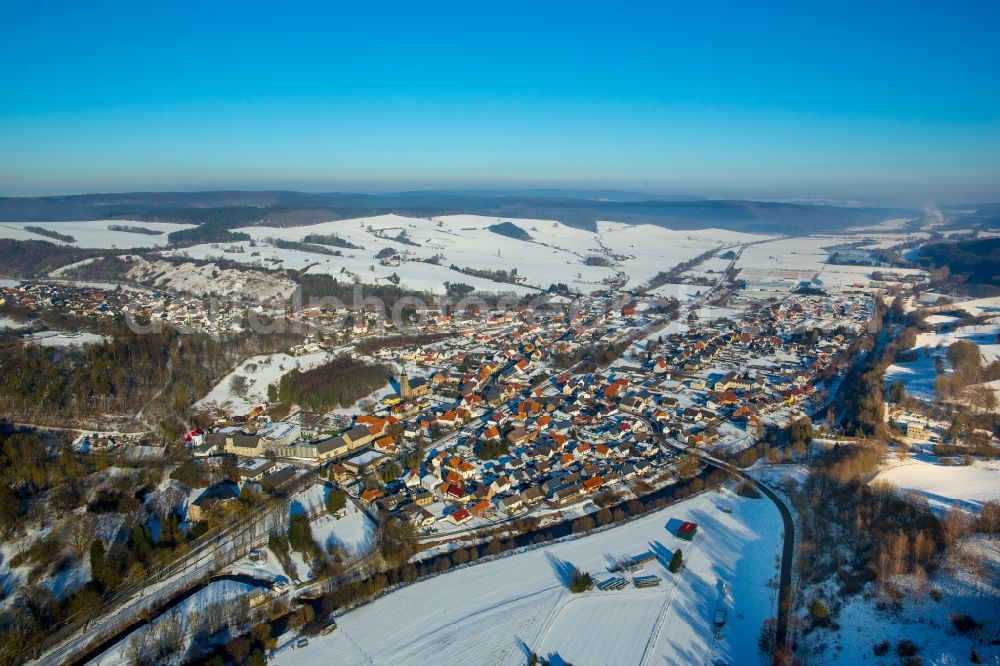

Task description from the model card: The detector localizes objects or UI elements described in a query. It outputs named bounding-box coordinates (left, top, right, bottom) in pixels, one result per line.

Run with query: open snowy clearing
left=195, top=349, right=333, bottom=414
left=273, top=488, right=782, bottom=666
left=885, top=354, right=942, bottom=402
left=943, top=295, right=1000, bottom=317
left=21, top=330, right=108, bottom=347
left=0, top=315, right=32, bottom=330
left=872, top=456, right=1000, bottom=514
left=886, top=318, right=1000, bottom=401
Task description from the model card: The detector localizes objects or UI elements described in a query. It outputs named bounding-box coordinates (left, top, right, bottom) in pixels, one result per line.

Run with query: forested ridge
left=0, top=239, right=109, bottom=278
left=918, top=237, right=1000, bottom=287
left=0, top=323, right=302, bottom=436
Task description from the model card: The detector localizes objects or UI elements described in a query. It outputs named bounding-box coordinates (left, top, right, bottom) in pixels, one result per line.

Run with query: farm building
left=677, top=521, right=698, bottom=541
left=632, top=551, right=657, bottom=565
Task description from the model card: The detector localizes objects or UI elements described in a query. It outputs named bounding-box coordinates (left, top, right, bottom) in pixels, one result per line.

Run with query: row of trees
left=353, top=332, right=452, bottom=355
left=794, top=441, right=945, bottom=603
left=934, top=340, right=1000, bottom=407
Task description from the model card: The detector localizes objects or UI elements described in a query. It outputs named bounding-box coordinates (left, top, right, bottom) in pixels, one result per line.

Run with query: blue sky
left=1, top=0, right=998, bottom=200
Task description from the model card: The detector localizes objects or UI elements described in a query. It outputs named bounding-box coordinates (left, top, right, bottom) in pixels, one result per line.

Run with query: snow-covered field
left=597, top=220, right=768, bottom=286
left=2, top=213, right=926, bottom=297
left=734, top=235, right=926, bottom=289
left=0, top=315, right=32, bottom=330
left=304, top=503, right=374, bottom=558
left=125, top=256, right=298, bottom=300
left=873, top=456, right=1000, bottom=514
left=944, top=295, right=1000, bottom=317
left=273, top=488, right=783, bottom=666
left=736, top=236, right=830, bottom=273
left=0, top=220, right=194, bottom=248
left=20, top=330, right=108, bottom=347
left=885, top=354, right=941, bottom=402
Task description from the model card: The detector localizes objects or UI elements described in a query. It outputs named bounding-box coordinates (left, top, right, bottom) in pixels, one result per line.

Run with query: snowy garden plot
left=272, top=488, right=782, bottom=666
left=289, top=484, right=375, bottom=558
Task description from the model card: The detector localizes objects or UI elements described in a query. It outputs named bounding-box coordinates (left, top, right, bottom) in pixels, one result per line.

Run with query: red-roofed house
left=448, top=508, right=472, bottom=525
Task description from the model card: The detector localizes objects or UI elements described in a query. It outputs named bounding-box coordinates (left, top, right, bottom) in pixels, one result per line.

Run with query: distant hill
left=387, top=188, right=706, bottom=202
left=0, top=189, right=914, bottom=236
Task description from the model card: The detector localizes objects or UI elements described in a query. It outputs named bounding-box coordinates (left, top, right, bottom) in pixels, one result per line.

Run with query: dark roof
left=267, top=466, right=296, bottom=488
left=193, top=481, right=240, bottom=506
left=316, top=436, right=347, bottom=454
left=344, top=425, right=371, bottom=442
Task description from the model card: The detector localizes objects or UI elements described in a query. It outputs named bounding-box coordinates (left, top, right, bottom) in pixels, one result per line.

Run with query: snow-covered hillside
left=0, top=220, right=194, bottom=248
left=873, top=456, right=1000, bottom=514
left=156, top=213, right=778, bottom=296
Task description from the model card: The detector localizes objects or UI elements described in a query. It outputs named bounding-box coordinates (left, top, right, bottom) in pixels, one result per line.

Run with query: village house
left=236, top=457, right=276, bottom=483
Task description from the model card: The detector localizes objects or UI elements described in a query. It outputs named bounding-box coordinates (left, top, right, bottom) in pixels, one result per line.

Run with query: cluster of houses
left=183, top=284, right=887, bottom=535
left=0, top=281, right=136, bottom=321
left=353, top=404, right=670, bottom=531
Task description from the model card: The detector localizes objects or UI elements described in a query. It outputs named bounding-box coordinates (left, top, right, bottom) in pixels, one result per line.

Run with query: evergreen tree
left=326, top=488, right=347, bottom=515
left=669, top=549, right=683, bottom=573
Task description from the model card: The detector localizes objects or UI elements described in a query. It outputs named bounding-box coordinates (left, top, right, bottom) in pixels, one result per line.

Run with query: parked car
left=320, top=620, right=338, bottom=636
left=296, top=638, right=309, bottom=648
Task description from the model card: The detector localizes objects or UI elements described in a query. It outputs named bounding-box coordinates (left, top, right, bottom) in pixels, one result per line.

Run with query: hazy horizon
left=2, top=1, right=999, bottom=201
